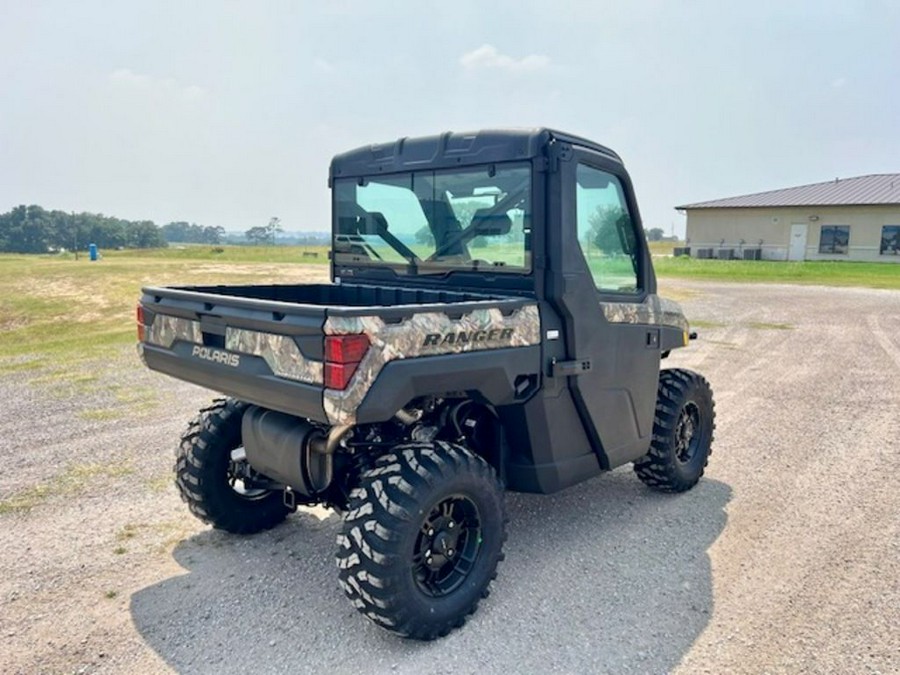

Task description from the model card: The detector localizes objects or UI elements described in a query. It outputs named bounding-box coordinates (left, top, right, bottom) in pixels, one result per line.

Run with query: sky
left=2, top=1, right=899, bottom=238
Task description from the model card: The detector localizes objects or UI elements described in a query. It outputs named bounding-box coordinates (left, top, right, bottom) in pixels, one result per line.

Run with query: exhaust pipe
left=242, top=407, right=351, bottom=498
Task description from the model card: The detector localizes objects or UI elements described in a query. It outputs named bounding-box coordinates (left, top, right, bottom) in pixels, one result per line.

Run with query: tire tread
left=634, top=369, right=716, bottom=493
left=174, top=398, right=290, bottom=534
left=336, top=441, right=506, bottom=640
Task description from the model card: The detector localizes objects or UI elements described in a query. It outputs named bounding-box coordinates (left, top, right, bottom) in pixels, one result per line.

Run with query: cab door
left=547, top=147, right=661, bottom=469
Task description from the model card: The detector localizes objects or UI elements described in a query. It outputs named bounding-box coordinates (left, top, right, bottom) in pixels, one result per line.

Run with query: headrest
left=469, top=208, right=512, bottom=236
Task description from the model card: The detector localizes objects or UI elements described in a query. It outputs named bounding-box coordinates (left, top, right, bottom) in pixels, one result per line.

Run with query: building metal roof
left=677, top=173, right=900, bottom=210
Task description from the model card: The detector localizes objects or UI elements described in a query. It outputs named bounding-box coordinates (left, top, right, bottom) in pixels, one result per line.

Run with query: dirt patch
left=170, top=263, right=328, bottom=279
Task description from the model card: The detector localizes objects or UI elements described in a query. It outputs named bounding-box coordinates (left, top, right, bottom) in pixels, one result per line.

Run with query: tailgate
left=138, top=286, right=330, bottom=422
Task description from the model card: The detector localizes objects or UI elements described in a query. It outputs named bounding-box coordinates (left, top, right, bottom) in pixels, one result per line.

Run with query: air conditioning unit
left=717, top=248, right=735, bottom=260
left=696, top=248, right=712, bottom=259
left=743, top=248, right=762, bottom=261
left=673, top=247, right=691, bottom=257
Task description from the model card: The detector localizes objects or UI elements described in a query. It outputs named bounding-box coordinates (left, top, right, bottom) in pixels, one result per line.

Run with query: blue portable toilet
left=89, top=243, right=98, bottom=261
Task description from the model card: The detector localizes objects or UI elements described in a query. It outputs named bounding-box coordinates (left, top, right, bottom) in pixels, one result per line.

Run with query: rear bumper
left=140, top=343, right=328, bottom=423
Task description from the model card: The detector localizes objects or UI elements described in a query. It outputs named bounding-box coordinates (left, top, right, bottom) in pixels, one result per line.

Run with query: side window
left=881, top=226, right=900, bottom=255
left=575, top=164, right=640, bottom=293
left=819, top=225, right=850, bottom=254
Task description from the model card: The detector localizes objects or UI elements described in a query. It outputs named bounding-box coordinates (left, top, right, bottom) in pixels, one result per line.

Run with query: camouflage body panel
left=323, top=304, right=541, bottom=425
left=146, top=315, right=202, bottom=349
left=601, top=295, right=689, bottom=332
left=225, top=328, right=323, bottom=384
left=144, top=315, right=323, bottom=384
left=145, top=304, right=540, bottom=425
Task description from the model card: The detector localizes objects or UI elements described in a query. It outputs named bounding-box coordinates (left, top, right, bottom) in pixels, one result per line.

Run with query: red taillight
left=325, top=362, right=359, bottom=389
left=324, top=334, right=370, bottom=389
left=136, top=305, right=146, bottom=342
left=325, top=334, right=370, bottom=363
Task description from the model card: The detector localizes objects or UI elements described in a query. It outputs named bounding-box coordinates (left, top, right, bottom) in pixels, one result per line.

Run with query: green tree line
left=161, top=221, right=225, bottom=245
left=0, top=204, right=168, bottom=253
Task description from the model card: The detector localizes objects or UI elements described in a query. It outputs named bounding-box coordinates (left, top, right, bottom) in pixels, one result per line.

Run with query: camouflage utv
left=137, top=128, right=714, bottom=639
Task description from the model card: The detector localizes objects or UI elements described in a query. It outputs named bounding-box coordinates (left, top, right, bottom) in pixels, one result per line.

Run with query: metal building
left=677, top=174, right=900, bottom=262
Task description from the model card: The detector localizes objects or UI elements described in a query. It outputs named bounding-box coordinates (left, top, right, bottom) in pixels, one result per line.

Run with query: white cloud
left=831, top=77, right=847, bottom=88
left=109, top=68, right=207, bottom=100
left=182, top=84, right=206, bottom=100
left=313, top=57, right=335, bottom=73
left=109, top=67, right=150, bottom=86
left=459, top=44, right=550, bottom=73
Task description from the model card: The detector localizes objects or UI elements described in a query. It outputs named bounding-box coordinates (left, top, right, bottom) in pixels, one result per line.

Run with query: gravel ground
left=1, top=279, right=898, bottom=674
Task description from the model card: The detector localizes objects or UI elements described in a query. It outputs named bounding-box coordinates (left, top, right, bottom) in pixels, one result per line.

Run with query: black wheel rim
left=227, top=447, right=270, bottom=500
left=675, top=402, right=702, bottom=464
left=412, top=494, right=482, bottom=598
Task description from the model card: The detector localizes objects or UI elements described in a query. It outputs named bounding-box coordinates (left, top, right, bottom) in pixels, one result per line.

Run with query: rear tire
left=175, top=398, right=291, bottom=534
left=634, top=369, right=715, bottom=493
left=336, top=441, right=507, bottom=640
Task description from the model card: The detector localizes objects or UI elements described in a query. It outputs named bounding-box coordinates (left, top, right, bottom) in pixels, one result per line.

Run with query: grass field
left=654, top=256, right=900, bottom=289
left=647, top=240, right=900, bottom=288
left=647, top=240, right=678, bottom=256
left=105, top=243, right=330, bottom=264
left=1, top=244, right=897, bottom=372
left=0, top=247, right=328, bottom=375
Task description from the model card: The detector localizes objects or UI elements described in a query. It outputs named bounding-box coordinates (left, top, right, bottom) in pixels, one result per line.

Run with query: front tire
left=175, top=398, right=291, bottom=534
left=336, top=441, right=507, bottom=640
left=634, top=369, right=715, bottom=493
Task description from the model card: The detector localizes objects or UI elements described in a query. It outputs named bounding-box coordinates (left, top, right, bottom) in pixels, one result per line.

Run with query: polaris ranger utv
left=137, top=128, right=714, bottom=640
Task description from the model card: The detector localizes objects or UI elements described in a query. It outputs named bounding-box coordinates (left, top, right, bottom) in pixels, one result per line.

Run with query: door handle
left=551, top=358, right=593, bottom=377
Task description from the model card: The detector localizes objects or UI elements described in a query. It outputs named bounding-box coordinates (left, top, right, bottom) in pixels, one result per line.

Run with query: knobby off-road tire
left=634, top=368, right=716, bottom=493
left=336, top=441, right=507, bottom=640
left=175, top=398, right=291, bottom=534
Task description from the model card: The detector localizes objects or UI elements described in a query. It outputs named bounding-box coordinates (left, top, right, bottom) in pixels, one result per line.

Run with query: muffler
left=241, top=406, right=325, bottom=498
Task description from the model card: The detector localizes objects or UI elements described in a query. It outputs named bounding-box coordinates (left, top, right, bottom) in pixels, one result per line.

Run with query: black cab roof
left=329, top=128, right=622, bottom=181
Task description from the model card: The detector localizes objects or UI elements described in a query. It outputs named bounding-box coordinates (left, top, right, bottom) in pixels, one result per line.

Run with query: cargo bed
left=138, top=282, right=541, bottom=425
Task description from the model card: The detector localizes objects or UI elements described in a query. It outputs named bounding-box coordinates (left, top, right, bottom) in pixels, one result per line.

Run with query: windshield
left=333, top=163, right=532, bottom=275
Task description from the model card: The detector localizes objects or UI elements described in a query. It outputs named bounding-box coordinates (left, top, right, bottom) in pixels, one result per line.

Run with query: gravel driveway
left=1, top=279, right=898, bottom=674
